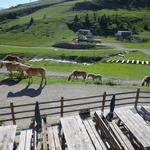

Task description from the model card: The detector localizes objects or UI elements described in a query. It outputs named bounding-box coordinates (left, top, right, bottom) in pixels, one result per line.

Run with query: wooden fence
left=0, top=88, right=150, bottom=125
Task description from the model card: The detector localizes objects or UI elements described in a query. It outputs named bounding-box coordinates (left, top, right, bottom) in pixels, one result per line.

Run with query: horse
left=141, top=76, right=150, bottom=86
left=68, top=70, right=87, bottom=81
left=3, top=55, right=25, bottom=63
left=87, top=73, right=102, bottom=82
left=0, top=61, right=31, bottom=78
left=25, top=67, right=46, bottom=84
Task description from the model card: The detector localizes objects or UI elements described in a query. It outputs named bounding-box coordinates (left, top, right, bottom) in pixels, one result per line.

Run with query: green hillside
left=0, top=0, right=149, bottom=46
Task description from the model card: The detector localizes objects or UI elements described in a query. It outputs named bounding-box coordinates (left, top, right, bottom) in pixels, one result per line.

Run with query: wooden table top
left=61, top=116, right=95, bottom=150
left=0, top=125, right=17, bottom=150
left=115, top=108, right=150, bottom=148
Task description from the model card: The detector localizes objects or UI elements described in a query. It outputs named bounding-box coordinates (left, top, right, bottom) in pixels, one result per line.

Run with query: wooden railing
left=0, top=88, right=150, bottom=125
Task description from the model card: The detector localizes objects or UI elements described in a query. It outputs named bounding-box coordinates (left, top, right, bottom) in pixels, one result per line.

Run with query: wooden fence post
left=10, top=102, right=16, bottom=125
left=101, top=92, right=106, bottom=113
left=60, top=97, right=64, bottom=118
left=135, top=88, right=140, bottom=108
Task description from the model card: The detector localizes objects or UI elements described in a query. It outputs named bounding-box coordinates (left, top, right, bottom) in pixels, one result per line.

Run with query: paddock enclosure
left=0, top=88, right=149, bottom=126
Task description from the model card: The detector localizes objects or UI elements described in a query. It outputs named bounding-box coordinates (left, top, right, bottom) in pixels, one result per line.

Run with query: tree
left=29, top=16, right=34, bottom=26
left=84, top=13, right=91, bottom=27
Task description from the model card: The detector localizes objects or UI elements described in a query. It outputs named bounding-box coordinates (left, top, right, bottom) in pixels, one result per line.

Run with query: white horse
left=142, top=76, right=150, bottom=86
left=68, top=70, right=87, bottom=81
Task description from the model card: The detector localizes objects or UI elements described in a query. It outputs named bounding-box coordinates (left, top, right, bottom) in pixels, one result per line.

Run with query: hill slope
left=0, top=0, right=149, bottom=46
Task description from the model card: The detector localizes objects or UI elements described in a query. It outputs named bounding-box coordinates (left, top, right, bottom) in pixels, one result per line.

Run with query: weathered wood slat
left=83, top=119, right=107, bottom=150
left=42, top=120, right=48, bottom=150
left=115, top=108, right=150, bottom=148
left=18, top=129, right=32, bottom=150
left=0, top=125, right=17, bottom=150
left=47, top=127, right=56, bottom=150
left=109, top=120, right=134, bottom=150
left=61, top=116, right=95, bottom=150
left=18, top=131, right=26, bottom=150
left=94, top=112, right=121, bottom=150
left=52, top=126, right=62, bottom=150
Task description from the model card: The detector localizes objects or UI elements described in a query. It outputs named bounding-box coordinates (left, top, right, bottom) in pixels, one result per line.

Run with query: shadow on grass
left=0, top=78, right=22, bottom=86
left=7, top=82, right=46, bottom=98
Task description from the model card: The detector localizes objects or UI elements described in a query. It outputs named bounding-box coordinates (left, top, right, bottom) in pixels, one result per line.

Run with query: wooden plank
left=25, top=130, right=32, bottom=150
left=61, top=116, right=95, bottom=150
left=109, top=121, right=134, bottom=150
left=88, top=119, right=107, bottom=150
left=42, top=120, right=48, bottom=150
left=52, top=126, right=62, bottom=150
left=94, top=112, right=121, bottom=150
left=115, top=109, right=150, bottom=148
left=47, top=127, right=56, bottom=150
left=18, top=130, right=32, bottom=150
left=141, top=106, right=150, bottom=122
left=18, top=131, right=26, bottom=150
left=83, top=119, right=107, bottom=150
left=141, top=106, right=150, bottom=116
left=0, top=125, right=17, bottom=150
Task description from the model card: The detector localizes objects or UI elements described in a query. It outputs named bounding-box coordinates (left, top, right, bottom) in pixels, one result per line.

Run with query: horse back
left=26, top=67, right=46, bottom=77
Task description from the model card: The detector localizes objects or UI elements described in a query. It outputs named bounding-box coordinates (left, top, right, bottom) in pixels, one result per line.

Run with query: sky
left=0, top=0, right=38, bottom=8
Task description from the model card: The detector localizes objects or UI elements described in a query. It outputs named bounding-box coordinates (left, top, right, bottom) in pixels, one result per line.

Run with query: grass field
left=29, top=61, right=150, bottom=80
left=0, top=45, right=122, bottom=59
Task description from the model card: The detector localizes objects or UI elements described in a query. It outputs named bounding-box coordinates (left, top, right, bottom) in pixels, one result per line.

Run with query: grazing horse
left=3, top=55, right=25, bottom=63
left=141, top=76, right=150, bottom=86
left=87, top=73, right=102, bottom=82
left=68, top=70, right=87, bottom=81
left=26, top=67, right=46, bottom=84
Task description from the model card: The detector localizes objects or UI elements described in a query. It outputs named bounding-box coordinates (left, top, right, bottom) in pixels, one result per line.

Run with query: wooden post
left=101, top=92, right=106, bottom=113
left=135, top=88, right=140, bottom=109
left=10, top=102, right=16, bottom=125
left=60, top=97, right=64, bottom=118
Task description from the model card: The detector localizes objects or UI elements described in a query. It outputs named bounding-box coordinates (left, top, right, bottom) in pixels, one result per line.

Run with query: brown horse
left=141, top=76, right=150, bottom=86
left=68, top=70, right=87, bottom=81
left=0, top=61, right=31, bottom=78
left=87, top=73, right=102, bottom=82
left=26, top=67, right=46, bottom=84
left=3, top=55, right=25, bottom=63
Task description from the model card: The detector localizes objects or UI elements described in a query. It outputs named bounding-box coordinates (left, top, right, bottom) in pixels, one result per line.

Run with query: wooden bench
left=141, top=106, right=150, bottom=122
left=115, top=108, right=150, bottom=149
left=109, top=120, right=135, bottom=150
left=47, top=126, right=62, bottom=150
left=83, top=118, right=107, bottom=150
left=18, top=129, right=33, bottom=150
left=41, top=120, right=61, bottom=150
left=94, top=112, right=122, bottom=150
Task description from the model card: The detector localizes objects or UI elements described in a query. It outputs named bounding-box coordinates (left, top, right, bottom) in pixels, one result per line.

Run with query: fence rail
left=0, top=88, right=150, bottom=124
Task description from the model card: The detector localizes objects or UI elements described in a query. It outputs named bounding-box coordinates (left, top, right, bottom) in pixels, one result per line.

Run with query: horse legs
left=9, top=71, right=13, bottom=78
left=28, top=76, right=32, bottom=84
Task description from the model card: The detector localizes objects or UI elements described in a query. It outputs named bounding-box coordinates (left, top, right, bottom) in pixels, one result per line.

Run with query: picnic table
left=61, top=115, right=107, bottom=150
left=61, top=116, right=95, bottom=150
left=0, top=125, right=17, bottom=150
left=115, top=107, right=150, bottom=149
